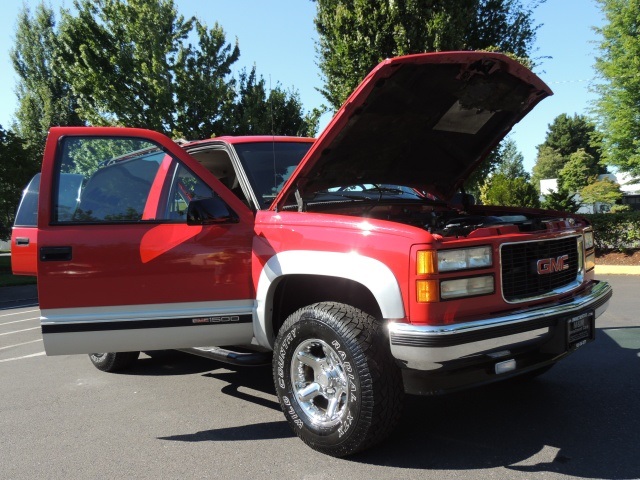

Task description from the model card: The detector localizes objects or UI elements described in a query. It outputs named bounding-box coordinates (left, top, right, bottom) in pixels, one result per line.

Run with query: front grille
left=501, top=236, right=580, bottom=302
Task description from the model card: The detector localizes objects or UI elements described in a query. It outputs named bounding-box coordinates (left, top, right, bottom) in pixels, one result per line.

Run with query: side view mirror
left=186, top=197, right=238, bottom=225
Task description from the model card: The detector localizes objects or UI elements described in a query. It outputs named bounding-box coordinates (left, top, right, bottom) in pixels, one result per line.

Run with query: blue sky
left=0, top=0, right=604, bottom=173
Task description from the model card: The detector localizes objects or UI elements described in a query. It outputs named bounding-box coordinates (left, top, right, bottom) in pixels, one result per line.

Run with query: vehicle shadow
left=120, top=350, right=227, bottom=376
left=157, top=420, right=293, bottom=442
left=203, top=369, right=282, bottom=412
left=129, top=327, right=640, bottom=478
left=351, top=327, right=640, bottom=478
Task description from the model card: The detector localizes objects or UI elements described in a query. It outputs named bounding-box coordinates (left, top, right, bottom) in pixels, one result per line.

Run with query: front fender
left=253, top=250, right=405, bottom=348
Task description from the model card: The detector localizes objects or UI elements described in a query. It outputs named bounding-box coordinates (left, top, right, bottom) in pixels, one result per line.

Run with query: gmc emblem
left=537, top=255, right=569, bottom=275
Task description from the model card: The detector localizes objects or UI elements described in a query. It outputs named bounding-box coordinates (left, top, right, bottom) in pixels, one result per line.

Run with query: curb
left=595, top=265, right=640, bottom=275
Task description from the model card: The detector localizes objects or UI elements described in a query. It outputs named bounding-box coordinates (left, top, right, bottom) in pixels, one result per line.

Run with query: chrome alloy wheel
left=290, top=338, right=349, bottom=428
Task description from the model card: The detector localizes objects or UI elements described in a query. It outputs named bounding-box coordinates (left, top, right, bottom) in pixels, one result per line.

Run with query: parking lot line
left=0, top=339, right=42, bottom=351
left=0, top=309, right=39, bottom=318
left=0, top=317, right=39, bottom=326
left=0, top=326, right=40, bottom=336
left=0, top=352, right=45, bottom=363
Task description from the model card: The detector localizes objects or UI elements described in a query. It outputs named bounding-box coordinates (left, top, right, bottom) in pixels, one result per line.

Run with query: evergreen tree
left=479, top=138, right=539, bottom=208
left=493, top=137, right=529, bottom=179
left=540, top=185, right=581, bottom=213
left=230, top=68, right=320, bottom=137
left=537, top=113, right=601, bottom=161
left=531, top=114, right=604, bottom=193
left=480, top=173, right=540, bottom=208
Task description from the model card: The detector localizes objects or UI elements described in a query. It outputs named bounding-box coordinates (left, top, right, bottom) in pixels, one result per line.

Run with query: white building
left=540, top=172, right=640, bottom=213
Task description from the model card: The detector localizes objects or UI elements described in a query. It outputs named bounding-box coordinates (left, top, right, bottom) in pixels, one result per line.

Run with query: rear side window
left=54, top=137, right=165, bottom=223
left=14, top=174, right=40, bottom=227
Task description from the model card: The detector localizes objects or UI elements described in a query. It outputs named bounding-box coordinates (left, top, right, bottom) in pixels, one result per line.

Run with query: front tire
left=88, top=352, right=140, bottom=372
left=273, top=302, right=403, bottom=457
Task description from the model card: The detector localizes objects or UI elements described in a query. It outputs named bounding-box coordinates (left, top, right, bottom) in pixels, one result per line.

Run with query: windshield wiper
left=313, top=191, right=373, bottom=201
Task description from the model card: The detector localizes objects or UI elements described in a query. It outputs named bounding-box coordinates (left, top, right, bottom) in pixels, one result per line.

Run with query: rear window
left=14, top=174, right=40, bottom=227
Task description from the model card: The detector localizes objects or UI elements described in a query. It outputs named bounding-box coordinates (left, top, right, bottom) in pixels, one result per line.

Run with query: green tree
left=54, top=0, right=316, bottom=139
left=11, top=3, right=83, bottom=155
left=540, top=185, right=581, bottom=213
left=594, top=0, right=640, bottom=176
left=477, top=137, right=538, bottom=207
left=558, top=149, right=600, bottom=193
left=229, top=67, right=321, bottom=137
left=531, top=145, right=565, bottom=192
left=57, top=0, right=204, bottom=135
left=531, top=114, right=606, bottom=192
left=537, top=113, right=602, bottom=160
left=173, top=18, right=240, bottom=139
left=466, top=136, right=528, bottom=197
left=314, top=0, right=543, bottom=110
left=0, top=126, right=37, bottom=240
left=580, top=178, right=623, bottom=211
left=480, top=173, right=540, bottom=208
left=493, top=137, right=529, bottom=179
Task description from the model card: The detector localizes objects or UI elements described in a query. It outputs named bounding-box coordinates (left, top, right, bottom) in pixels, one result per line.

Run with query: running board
left=177, top=346, right=272, bottom=366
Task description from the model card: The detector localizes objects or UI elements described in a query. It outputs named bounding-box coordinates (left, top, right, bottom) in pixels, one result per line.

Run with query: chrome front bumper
left=388, top=280, right=612, bottom=371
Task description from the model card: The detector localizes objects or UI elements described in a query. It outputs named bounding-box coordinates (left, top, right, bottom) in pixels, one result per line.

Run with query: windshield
left=279, top=183, right=443, bottom=211
left=233, top=142, right=313, bottom=208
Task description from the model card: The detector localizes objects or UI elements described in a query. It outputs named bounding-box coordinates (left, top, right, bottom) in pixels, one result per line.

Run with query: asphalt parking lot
left=1, top=275, right=638, bottom=480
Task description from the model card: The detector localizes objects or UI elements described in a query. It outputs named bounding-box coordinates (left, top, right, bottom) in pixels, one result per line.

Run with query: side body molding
left=254, top=250, right=405, bottom=348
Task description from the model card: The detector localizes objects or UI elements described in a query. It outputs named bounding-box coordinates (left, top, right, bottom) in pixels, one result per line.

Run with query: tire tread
left=274, top=301, right=403, bottom=456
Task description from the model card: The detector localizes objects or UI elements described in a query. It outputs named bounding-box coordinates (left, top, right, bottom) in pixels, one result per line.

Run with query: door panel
left=37, top=128, right=255, bottom=354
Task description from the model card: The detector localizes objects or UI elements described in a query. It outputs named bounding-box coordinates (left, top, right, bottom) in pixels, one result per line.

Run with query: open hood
left=274, top=51, right=551, bottom=209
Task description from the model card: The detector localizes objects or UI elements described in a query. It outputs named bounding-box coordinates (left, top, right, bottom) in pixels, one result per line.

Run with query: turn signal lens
left=417, top=250, right=437, bottom=274
left=416, top=280, right=438, bottom=302
left=585, top=252, right=595, bottom=271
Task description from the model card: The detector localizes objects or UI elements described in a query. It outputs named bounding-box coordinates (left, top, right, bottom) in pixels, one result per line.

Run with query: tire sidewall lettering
left=274, top=318, right=361, bottom=445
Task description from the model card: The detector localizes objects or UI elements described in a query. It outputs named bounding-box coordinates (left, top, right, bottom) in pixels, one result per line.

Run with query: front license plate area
left=567, top=310, right=595, bottom=350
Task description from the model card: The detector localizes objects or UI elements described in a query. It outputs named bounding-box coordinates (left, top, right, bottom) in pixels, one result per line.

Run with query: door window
left=54, top=137, right=165, bottom=223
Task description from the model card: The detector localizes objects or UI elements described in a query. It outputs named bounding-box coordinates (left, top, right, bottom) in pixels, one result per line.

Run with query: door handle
left=40, top=246, right=72, bottom=262
left=15, top=237, right=30, bottom=246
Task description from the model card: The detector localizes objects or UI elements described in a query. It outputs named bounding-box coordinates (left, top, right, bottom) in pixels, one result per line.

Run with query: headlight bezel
left=584, top=230, right=594, bottom=250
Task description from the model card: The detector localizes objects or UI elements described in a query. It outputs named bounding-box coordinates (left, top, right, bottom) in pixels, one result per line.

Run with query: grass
left=0, top=256, right=37, bottom=288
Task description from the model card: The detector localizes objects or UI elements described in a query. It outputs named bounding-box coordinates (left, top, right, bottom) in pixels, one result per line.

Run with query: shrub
left=582, top=211, right=640, bottom=251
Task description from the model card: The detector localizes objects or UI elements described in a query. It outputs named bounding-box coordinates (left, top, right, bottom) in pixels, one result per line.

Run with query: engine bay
left=305, top=199, right=575, bottom=238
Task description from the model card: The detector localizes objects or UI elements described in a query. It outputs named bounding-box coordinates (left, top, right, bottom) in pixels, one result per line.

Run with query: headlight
left=584, top=230, right=594, bottom=250
left=440, top=275, right=494, bottom=300
left=438, top=246, right=492, bottom=272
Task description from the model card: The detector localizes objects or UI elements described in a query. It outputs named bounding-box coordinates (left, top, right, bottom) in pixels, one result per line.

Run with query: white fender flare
left=253, top=250, right=405, bottom=348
